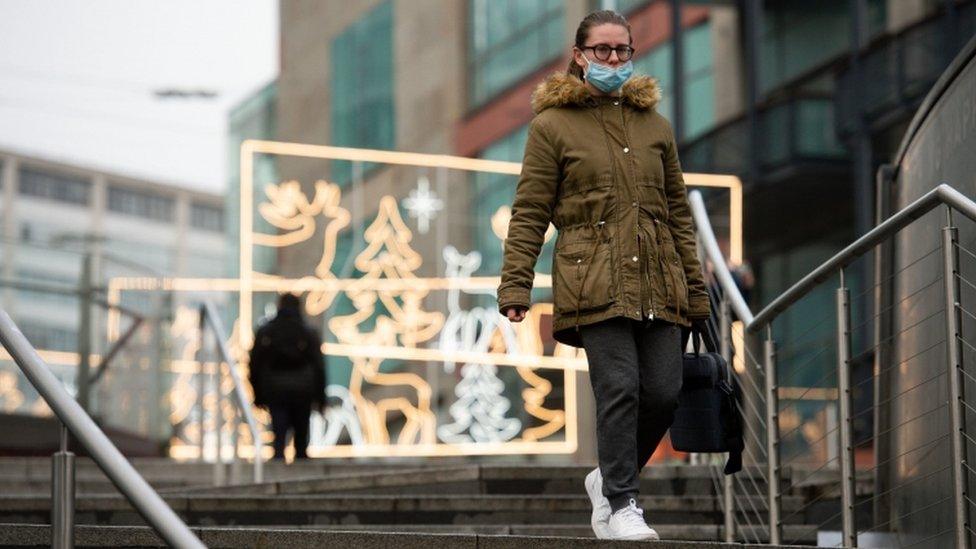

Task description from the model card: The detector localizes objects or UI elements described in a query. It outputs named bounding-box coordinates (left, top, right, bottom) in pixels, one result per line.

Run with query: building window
left=467, top=0, right=564, bottom=108
left=14, top=270, right=78, bottom=308
left=18, top=167, right=90, bottom=205
left=18, top=321, right=77, bottom=352
left=632, top=23, right=715, bottom=140
left=760, top=0, right=886, bottom=93
left=589, top=0, right=651, bottom=14
left=330, top=1, right=394, bottom=185
left=191, top=203, right=224, bottom=232
left=107, top=186, right=175, bottom=222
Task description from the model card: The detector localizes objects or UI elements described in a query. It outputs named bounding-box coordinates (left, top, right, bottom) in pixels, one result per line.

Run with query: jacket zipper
left=620, top=105, right=653, bottom=321
left=637, top=229, right=655, bottom=321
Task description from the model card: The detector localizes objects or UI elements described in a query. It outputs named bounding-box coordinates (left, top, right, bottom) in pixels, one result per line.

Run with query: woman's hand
left=503, top=305, right=528, bottom=323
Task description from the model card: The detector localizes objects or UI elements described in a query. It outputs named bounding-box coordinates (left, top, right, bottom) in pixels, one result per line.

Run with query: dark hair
left=277, top=293, right=301, bottom=312
left=567, top=10, right=632, bottom=81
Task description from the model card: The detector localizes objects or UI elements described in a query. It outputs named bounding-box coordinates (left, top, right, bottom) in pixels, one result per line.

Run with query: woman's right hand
left=503, top=305, right=528, bottom=323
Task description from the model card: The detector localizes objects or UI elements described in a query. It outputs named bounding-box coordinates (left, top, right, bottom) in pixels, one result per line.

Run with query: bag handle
left=682, top=319, right=719, bottom=355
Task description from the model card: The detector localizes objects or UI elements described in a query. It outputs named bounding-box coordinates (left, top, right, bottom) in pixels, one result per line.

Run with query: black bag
left=670, top=323, right=744, bottom=475
left=254, top=316, right=321, bottom=404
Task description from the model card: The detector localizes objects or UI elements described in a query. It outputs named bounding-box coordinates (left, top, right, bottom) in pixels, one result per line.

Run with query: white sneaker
left=607, top=498, right=660, bottom=541
left=584, top=467, right=611, bottom=538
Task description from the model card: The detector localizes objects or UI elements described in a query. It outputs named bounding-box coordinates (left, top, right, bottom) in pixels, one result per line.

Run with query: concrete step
left=0, top=456, right=397, bottom=482
left=0, top=523, right=815, bottom=547
left=0, top=457, right=786, bottom=482
left=160, top=464, right=773, bottom=497
left=0, top=478, right=194, bottom=496
left=0, top=493, right=805, bottom=528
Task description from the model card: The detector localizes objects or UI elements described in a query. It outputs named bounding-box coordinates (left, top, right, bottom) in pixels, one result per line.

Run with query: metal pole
left=0, top=310, right=206, bottom=548
left=943, top=211, right=971, bottom=549
left=147, top=293, right=163, bottom=445
left=230, top=406, right=241, bottom=484
left=52, top=422, right=74, bottom=549
left=764, top=324, right=781, bottom=544
left=202, top=302, right=264, bottom=483
left=837, top=269, right=857, bottom=547
left=872, top=165, right=896, bottom=530
left=720, top=297, right=734, bottom=542
left=213, top=358, right=225, bottom=486
left=76, top=253, right=92, bottom=412
left=196, top=306, right=206, bottom=462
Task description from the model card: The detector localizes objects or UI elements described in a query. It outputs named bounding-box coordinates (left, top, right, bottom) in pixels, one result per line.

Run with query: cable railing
left=198, top=301, right=264, bottom=484
left=0, top=309, right=205, bottom=549
left=688, top=182, right=976, bottom=547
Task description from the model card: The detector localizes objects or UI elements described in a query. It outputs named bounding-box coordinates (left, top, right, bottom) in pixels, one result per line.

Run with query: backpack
left=670, top=323, right=744, bottom=475
left=254, top=316, right=319, bottom=402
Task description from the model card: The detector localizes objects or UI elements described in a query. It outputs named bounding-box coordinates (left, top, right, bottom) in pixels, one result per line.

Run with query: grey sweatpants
left=580, top=316, right=683, bottom=512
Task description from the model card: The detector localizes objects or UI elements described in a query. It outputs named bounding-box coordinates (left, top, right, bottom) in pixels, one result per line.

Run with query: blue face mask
left=583, top=56, right=634, bottom=93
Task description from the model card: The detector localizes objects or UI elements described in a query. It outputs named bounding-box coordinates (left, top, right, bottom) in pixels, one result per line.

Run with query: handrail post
left=231, top=406, right=242, bottom=484
left=213, top=358, right=225, bottom=486
left=0, top=310, right=206, bottom=548
left=837, top=268, right=858, bottom=547
left=202, top=301, right=264, bottom=483
left=52, top=421, right=74, bottom=549
left=196, top=306, right=207, bottom=463
left=943, top=209, right=971, bottom=549
left=719, top=297, right=735, bottom=542
left=764, top=325, right=781, bottom=544
left=76, top=253, right=92, bottom=412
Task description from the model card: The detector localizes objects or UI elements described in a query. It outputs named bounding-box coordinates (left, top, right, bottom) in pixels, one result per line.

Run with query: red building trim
left=454, top=2, right=709, bottom=158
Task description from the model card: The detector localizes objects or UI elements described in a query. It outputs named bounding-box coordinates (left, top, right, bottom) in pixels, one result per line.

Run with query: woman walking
left=496, top=10, right=711, bottom=541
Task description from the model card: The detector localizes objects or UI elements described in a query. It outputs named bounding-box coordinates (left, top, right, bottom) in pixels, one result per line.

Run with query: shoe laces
left=615, top=498, right=646, bottom=528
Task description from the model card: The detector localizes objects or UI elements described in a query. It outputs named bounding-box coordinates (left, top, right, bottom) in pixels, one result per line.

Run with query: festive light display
left=438, top=246, right=521, bottom=443
left=402, top=176, right=443, bottom=235
left=85, top=140, right=745, bottom=459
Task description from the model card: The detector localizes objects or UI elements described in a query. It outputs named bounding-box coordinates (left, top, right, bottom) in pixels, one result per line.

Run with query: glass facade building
left=467, top=0, right=565, bottom=108
left=330, top=0, right=395, bottom=185
left=263, top=0, right=976, bottom=469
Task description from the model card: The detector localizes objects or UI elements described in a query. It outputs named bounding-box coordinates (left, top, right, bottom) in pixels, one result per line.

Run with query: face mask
left=583, top=56, right=633, bottom=93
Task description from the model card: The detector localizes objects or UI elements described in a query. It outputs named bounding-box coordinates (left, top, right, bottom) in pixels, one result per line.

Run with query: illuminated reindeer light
left=329, top=197, right=443, bottom=445
left=253, top=180, right=351, bottom=315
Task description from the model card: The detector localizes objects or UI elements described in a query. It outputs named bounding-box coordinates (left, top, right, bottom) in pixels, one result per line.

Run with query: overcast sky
left=0, top=0, right=278, bottom=193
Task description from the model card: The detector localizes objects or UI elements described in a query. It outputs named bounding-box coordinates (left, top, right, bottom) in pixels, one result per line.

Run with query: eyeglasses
left=581, top=44, right=635, bottom=62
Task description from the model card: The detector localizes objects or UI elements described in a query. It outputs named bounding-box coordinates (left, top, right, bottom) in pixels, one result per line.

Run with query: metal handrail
left=688, top=182, right=976, bottom=546
left=0, top=310, right=206, bottom=549
left=691, top=182, right=976, bottom=341
left=200, top=301, right=264, bottom=483
left=749, top=184, right=976, bottom=331
left=689, top=191, right=754, bottom=325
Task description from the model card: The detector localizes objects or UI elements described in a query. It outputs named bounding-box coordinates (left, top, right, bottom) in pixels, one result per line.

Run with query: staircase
left=0, top=457, right=817, bottom=547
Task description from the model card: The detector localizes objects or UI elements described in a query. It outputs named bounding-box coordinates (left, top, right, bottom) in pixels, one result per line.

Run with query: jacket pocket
left=636, top=176, right=667, bottom=219
left=660, top=227, right=689, bottom=313
left=556, top=176, right=615, bottom=228
left=560, top=174, right=612, bottom=199
left=552, top=239, right=615, bottom=315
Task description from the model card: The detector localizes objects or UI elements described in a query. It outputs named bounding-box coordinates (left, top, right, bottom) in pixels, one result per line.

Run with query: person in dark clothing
left=248, top=293, right=326, bottom=460
left=496, top=10, right=712, bottom=541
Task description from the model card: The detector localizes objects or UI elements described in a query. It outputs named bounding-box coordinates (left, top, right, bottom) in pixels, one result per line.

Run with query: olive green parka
left=497, top=72, right=711, bottom=348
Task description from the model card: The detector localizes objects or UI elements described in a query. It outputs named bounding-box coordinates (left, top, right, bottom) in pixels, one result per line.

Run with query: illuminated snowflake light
left=402, top=176, right=443, bottom=234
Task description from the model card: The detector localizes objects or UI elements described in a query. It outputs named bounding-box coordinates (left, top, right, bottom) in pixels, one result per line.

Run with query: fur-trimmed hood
left=530, top=72, right=662, bottom=114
